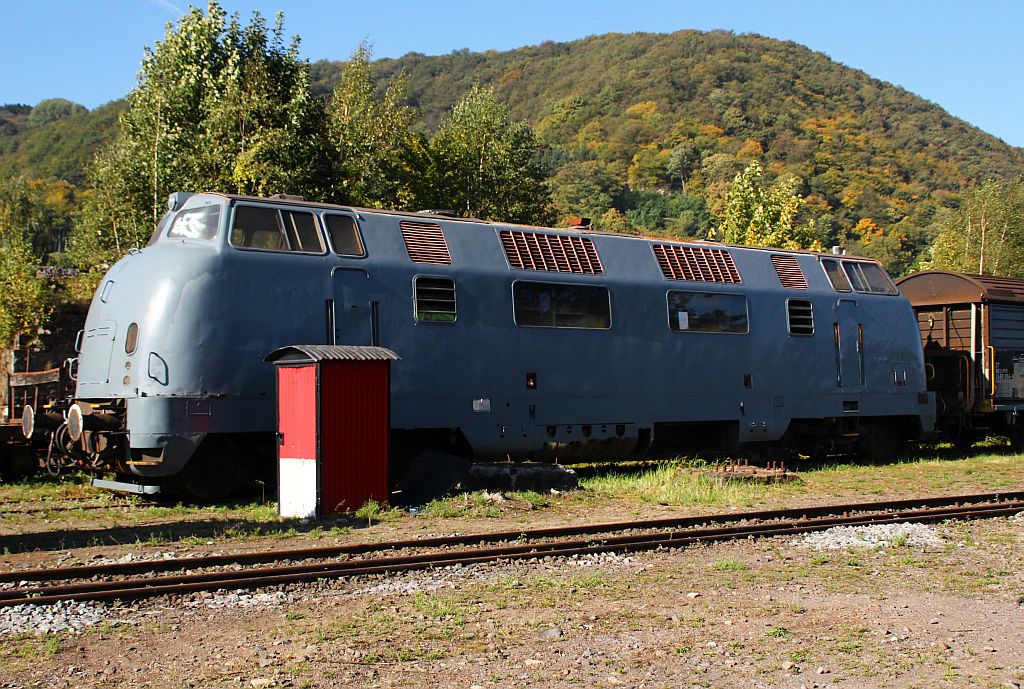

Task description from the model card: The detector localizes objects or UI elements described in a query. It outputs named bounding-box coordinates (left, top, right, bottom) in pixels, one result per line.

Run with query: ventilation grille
left=499, top=230, right=603, bottom=274
left=771, top=255, right=808, bottom=289
left=787, top=299, right=814, bottom=336
left=414, top=276, right=457, bottom=322
left=400, top=221, right=451, bottom=264
left=652, top=244, right=741, bottom=283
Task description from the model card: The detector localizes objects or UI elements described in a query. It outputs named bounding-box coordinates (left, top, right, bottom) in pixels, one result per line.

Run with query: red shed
left=266, top=345, right=399, bottom=518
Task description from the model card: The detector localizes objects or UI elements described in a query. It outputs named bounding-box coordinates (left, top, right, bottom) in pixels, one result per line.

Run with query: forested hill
left=3, top=29, right=1023, bottom=273
left=0, top=101, right=124, bottom=185
left=310, top=30, right=1023, bottom=270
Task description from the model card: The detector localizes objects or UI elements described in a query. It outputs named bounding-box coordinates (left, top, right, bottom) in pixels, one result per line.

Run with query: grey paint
left=75, top=193, right=934, bottom=477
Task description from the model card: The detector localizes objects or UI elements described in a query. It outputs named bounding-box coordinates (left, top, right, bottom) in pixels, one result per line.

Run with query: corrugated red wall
left=277, top=365, right=317, bottom=461
left=319, top=360, right=389, bottom=513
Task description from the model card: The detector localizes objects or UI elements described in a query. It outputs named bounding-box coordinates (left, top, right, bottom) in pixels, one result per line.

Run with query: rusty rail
left=0, top=492, right=1021, bottom=607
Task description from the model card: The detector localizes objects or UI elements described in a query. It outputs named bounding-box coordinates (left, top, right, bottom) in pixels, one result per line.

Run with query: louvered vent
left=771, top=255, right=808, bottom=289
left=400, top=221, right=451, bottom=264
left=499, top=230, right=603, bottom=274
left=414, top=276, right=457, bottom=323
left=787, top=299, right=814, bottom=336
left=652, top=244, right=741, bottom=283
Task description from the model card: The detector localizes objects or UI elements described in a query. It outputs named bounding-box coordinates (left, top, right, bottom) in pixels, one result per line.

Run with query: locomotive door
left=332, top=268, right=377, bottom=346
left=836, top=299, right=863, bottom=386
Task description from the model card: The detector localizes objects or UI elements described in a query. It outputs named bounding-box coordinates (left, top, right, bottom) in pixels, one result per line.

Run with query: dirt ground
left=1, top=516, right=1022, bottom=688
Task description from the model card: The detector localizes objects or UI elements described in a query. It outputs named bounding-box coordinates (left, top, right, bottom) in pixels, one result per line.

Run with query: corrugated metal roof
left=266, top=345, right=400, bottom=363
left=898, top=271, right=1024, bottom=306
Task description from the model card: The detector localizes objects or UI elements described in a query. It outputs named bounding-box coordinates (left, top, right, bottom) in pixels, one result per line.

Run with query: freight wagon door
left=989, top=304, right=1024, bottom=398
left=836, top=300, right=863, bottom=386
left=333, top=269, right=375, bottom=346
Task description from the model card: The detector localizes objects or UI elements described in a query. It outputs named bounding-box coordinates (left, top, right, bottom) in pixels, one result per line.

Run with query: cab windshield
left=166, top=205, right=221, bottom=240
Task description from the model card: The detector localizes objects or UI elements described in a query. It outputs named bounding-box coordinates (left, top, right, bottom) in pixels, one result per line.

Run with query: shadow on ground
left=0, top=513, right=369, bottom=554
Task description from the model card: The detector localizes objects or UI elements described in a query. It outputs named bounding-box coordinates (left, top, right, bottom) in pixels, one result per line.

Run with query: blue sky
left=2, top=1, right=1022, bottom=148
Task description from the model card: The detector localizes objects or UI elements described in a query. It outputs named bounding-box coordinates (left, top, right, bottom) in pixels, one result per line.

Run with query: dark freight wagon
left=897, top=271, right=1024, bottom=448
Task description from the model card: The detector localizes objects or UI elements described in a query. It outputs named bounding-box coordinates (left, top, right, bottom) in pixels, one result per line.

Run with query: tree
left=0, top=179, right=56, bottom=346
left=70, top=2, right=336, bottom=274
left=328, top=44, right=423, bottom=209
left=0, top=176, right=68, bottom=258
left=713, top=161, right=822, bottom=250
left=0, top=236, right=52, bottom=346
left=549, top=160, right=621, bottom=222
left=428, top=86, right=554, bottom=224
left=27, top=98, right=87, bottom=128
left=928, top=178, right=1024, bottom=277
left=666, top=140, right=700, bottom=193
left=596, top=208, right=636, bottom=234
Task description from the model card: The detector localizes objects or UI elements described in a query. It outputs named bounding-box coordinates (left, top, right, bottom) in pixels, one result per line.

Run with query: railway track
left=1, top=491, right=1021, bottom=607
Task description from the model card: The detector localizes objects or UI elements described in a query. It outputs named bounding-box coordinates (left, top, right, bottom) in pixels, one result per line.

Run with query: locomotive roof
left=198, top=192, right=874, bottom=262
left=897, top=270, right=1024, bottom=306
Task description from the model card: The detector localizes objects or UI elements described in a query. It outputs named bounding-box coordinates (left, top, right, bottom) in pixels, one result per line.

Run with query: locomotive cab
left=70, top=193, right=237, bottom=494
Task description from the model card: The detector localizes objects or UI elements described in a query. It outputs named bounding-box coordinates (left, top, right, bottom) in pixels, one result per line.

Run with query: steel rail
left=0, top=498, right=1020, bottom=607
left=3, top=490, right=1022, bottom=585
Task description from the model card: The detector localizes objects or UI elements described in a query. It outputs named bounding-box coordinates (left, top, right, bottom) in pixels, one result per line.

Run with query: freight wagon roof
left=897, top=270, right=1024, bottom=306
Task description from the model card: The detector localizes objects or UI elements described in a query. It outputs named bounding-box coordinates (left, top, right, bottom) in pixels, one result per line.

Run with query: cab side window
left=230, top=206, right=324, bottom=253
left=325, top=215, right=365, bottom=256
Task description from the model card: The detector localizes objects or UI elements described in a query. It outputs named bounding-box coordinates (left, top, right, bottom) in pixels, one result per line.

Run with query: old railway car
left=29, top=192, right=934, bottom=498
left=898, top=270, right=1024, bottom=449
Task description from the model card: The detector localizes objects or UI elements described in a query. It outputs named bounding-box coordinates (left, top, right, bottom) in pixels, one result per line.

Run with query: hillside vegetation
left=3, top=30, right=1024, bottom=277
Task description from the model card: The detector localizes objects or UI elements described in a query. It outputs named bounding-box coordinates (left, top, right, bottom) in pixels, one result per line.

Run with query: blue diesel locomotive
left=30, top=192, right=934, bottom=497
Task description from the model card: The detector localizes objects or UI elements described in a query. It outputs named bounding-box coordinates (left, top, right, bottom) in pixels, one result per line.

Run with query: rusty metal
left=399, top=221, right=452, bottom=265
left=3, top=490, right=1023, bottom=584
left=499, top=230, right=604, bottom=274
left=898, top=271, right=1024, bottom=306
left=708, top=459, right=795, bottom=483
left=1, top=492, right=1022, bottom=606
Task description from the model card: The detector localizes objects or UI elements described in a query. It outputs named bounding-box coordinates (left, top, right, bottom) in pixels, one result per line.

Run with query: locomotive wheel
left=1006, top=419, right=1024, bottom=451
left=952, top=431, right=975, bottom=455
left=860, top=420, right=906, bottom=463
left=171, top=437, right=242, bottom=502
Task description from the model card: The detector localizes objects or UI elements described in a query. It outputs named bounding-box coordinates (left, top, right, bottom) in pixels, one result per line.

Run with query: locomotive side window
left=230, top=205, right=325, bottom=253
left=859, top=263, right=898, bottom=295
left=513, top=281, right=611, bottom=329
left=821, top=258, right=851, bottom=292
left=842, top=261, right=898, bottom=295
left=282, top=211, right=324, bottom=253
left=166, top=205, right=220, bottom=240
left=667, top=291, right=748, bottom=334
left=413, top=276, right=457, bottom=323
left=325, top=214, right=365, bottom=256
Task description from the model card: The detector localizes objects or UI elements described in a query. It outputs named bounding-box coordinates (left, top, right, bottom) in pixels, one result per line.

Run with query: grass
left=712, top=558, right=748, bottom=571
left=508, top=490, right=549, bottom=509
left=576, top=446, right=1024, bottom=510
left=354, top=499, right=401, bottom=525
left=2, top=633, right=61, bottom=660
left=581, top=460, right=776, bottom=506
left=412, top=592, right=469, bottom=623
